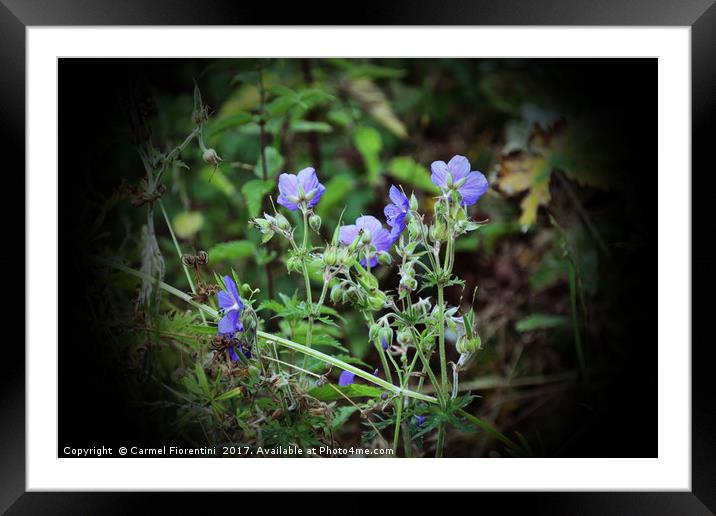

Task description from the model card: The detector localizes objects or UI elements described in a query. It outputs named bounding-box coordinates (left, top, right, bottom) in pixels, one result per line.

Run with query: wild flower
left=339, top=215, right=393, bottom=268
left=277, top=167, right=326, bottom=211
left=384, top=185, right=410, bottom=241
left=338, top=370, right=355, bottom=386
left=430, top=155, right=489, bottom=206
left=414, top=415, right=426, bottom=427
left=217, top=275, right=244, bottom=336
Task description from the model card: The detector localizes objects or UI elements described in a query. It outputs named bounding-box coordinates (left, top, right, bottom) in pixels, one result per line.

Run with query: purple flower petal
left=277, top=173, right=300, bottom=211
left=384, top=203, right=404, bottom=226
left=389, top=223, right=404, bottom=243
left=447, top=155, right=471, bottom=181
left=308, top=182, right=326, bottom=208
left=338, top=370, right=355, bottom=386
left=339, top=224, right=360, bottom=245
left=297, top=167, right=319, bottom=192
left=414, top=415, right=426, bottom=427
left=223, top=276, right=241, bottom=305
left=458, top=171, right=489, bottom=206
left=389, top=185, right=409, bottom=210
left=228, top=346, right=240, bottom=362
left=381, top=337, right=389, bottom=350
left=371, top=227, right=393, bottom=254
left=430, top=160, right=449, bottom=189
left=217, top=290, right=234, bottom=310
left=218, top=310, right=239, bottom=335
left=355, top=215, right=382, bottom=234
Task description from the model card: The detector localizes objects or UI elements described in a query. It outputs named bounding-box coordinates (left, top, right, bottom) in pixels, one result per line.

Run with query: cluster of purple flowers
left=219, top=155, right=487, bottom=370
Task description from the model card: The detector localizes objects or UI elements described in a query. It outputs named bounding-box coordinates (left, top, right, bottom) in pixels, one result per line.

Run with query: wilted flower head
left=277, top=167, right=326, bottom=211
left=384, top=185, right=410, bottom=241
left=338, top=370, right=355, bottom=386
left=339, top=215, right=393, bottom=268
left=217, top=275, right=244, bottom=336
left=430, top=155, right=488, bottom=206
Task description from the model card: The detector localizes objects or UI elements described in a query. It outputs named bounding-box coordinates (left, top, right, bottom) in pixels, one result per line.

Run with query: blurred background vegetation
left=60, top=58, right=656, bottom=457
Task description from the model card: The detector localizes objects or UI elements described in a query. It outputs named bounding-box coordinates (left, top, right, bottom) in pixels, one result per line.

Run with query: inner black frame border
left=3, top=0, right=714, bottom=513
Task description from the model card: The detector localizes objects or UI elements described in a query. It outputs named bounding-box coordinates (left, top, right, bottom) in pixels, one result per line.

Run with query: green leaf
left=216, top=386, right=244, bottom=401
left=331, top=406, right=358, bottom=430
left=241, top=179, right=274, bottom=218
left=386, top=156, right=440, bottom=194
left=515, top=314, right=569, bottom=332
left=291, top=120, right=333, bottom=133
left=353, top=126, right=382, bottom=183
left=172, top=211, right=204, bottom=239
left=200, top=166, right=236, bottom=197
left=206, top=111, right=253, bottom=138
left=208, top=240, right=256, bottom=262
left=195, top=362, right=210, bottom=397
left=254, top=146, right=284, bottom=179
left=308, top=383, right=384, bottom=401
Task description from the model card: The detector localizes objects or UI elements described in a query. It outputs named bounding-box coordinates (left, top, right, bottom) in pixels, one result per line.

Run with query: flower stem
left=104, top=258, right=439, bottom=404
left=300, top=210, right=314, bottom=383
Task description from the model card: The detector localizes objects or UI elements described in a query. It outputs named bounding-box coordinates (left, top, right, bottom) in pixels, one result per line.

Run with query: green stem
left=393, top=397, right=403, bottom=456
left=105, top=259, right=439, bottom=405
left=300, top=210, right=314, bottom=381
left=158, top=201, right=207, bottom=324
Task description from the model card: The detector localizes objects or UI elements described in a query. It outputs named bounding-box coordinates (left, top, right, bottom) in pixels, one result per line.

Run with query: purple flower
left=384, top=185, right=409, bottom=241
left=414, top=415, right=426, bottom=427
left=373, top=368, right=380, bottom=377
left=217, top=275, right=244, bottom=336
left=339, top=215, right=393, bottom=268
left=430, top=155, right=488, bottom=206
left=227, top=342, right=251, bottom=362
left=338, top=370, right=355, bottom=386
left=381, top=337, right=389, bottom=350
left=277, top=167, right=326, bottom=211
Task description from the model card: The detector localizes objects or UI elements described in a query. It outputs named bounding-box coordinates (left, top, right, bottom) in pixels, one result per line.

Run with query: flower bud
left=330, top=283, right=344, bottom=304
left=323, top=246, right=338, bottom=266
left=338, top=247, right=354, bottom=266
left=456, top=334, right=482, bottom=354
left=366, top=291, right=387, bottom=311
left=377, top=251, right=392, bottom=266
left=409, top=193, right=419, bottom=211
left=274, top=212, right=291, bottom=231
left=378, top=326, right=393, bottom=349
left=454, top=219, right=468, bottom=235
left=368, top=323, right=381, bottom=341
left=202, top=148, right=222, bottom=167
left=309, top=213, right=322, bottom=232
left=360, top=229, right=372, bottom=245
left=397, top=327, right=412, bottom=346
left=286, top=255, right=302, bottom=273
left=430, top=220, right=448, bottom=242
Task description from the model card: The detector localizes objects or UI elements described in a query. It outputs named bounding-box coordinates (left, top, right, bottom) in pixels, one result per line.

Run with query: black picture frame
left=3, top=0, right=713, bottom=512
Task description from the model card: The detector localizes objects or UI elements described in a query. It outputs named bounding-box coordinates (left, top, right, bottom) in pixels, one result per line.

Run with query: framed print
left=3, top=0, right=714, bottom=512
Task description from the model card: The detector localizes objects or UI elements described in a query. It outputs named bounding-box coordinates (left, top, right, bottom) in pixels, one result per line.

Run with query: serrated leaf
left=331, top=406, right=358, bottom=430
left=208, top=240, right=256, bottom=262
